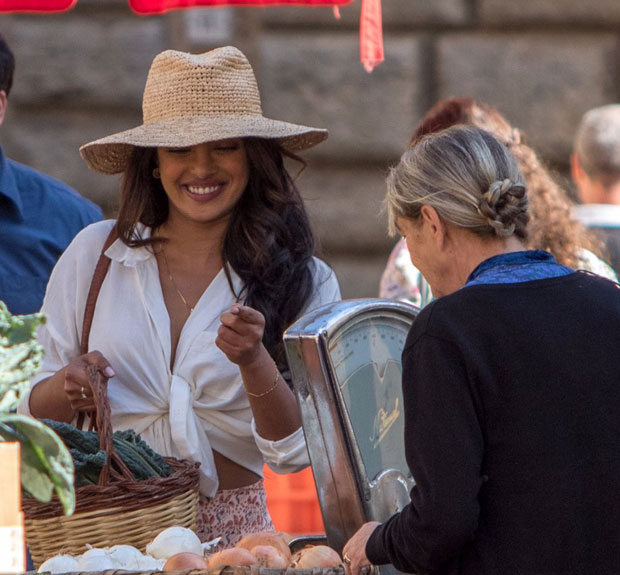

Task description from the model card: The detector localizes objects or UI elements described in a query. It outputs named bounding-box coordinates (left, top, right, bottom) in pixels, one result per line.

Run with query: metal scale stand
left=283, top=299, right=419, bottom=566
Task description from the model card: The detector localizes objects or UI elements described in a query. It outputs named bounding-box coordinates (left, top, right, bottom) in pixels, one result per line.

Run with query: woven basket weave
left=35, top=564, right=366, bottom=575
left=23, top=367, right=200, bottom=569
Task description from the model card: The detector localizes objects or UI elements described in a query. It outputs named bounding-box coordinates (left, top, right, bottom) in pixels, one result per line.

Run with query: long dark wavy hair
left=115, top=138, right=318, bottom=370
left=411, top=97, right=606, bottom=269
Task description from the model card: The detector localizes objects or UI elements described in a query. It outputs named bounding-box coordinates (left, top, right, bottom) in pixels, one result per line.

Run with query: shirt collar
left=105, top=222, right=154, bottom=267
left=466, top=250, right=556, bottom=284
left=0, top=146, right=24, bottom=219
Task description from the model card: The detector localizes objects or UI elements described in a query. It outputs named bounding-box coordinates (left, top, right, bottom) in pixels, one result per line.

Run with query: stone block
left=437, top=33, right=618, bottom=164
left=3, top=14, right=166, bottom=108
left=294, top=162, right=393, bottom=253
left=326, top=253, right=393, bottom=299
left=259, top=34, right=425, bottom=163
left=3, top=107, right=138, bottom=216
left=480, top=0, right=620, bottom=24
left=259, top=0, right=468, bottom=27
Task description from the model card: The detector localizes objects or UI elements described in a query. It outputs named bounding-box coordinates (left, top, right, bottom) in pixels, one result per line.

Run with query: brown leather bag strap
left=80, top=225, right=118, bottom=355
left=77, top=225, right=118, bottom=430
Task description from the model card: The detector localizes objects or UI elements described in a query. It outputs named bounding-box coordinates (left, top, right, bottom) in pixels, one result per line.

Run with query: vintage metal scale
left=283, top=299, right=419, bottom=559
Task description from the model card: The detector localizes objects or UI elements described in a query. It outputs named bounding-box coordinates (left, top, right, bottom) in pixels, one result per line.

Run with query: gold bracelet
left=246, top=362, right=281, bottom=399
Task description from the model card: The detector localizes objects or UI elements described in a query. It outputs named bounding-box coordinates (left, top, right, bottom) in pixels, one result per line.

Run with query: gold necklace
left=161, top=247, right=194, bottom=314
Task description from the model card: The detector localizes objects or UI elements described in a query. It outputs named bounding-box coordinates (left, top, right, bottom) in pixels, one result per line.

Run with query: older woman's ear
left=420, top=204, right=447, bottom=248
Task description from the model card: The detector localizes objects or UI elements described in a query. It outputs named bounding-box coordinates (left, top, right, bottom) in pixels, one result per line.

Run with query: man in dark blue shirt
left=0, top=33, right=102, bottom=315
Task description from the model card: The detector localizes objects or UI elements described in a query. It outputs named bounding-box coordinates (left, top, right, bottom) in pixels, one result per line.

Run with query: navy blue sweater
left=366, top=271, right=620, bottom=574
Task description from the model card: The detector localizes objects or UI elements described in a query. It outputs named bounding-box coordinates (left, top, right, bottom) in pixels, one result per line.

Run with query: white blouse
left=19, top=219, right=341, bottom=497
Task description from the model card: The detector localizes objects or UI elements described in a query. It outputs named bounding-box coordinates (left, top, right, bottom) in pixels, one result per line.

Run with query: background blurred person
left=571, top=103, right=620, bottom=274
left=380, top=97, right=615, bottom=307
left=18, top=46, right=340, bottom=546
left=344, top=125, right=620, bottom=575
left=0, top=32, right=102, bottom=315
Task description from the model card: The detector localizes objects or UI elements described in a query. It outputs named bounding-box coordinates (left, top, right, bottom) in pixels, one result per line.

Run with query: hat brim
left=80, top=115, right=328, bottom=174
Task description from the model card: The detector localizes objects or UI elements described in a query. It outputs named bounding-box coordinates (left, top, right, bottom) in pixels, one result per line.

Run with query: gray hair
left=574, top=104, right=620, bottom=186
left=386, top=125, right=529, bottom=239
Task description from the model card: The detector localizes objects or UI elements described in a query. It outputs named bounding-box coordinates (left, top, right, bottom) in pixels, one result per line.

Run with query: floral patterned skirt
left=196, top=480, right=274, bottom=548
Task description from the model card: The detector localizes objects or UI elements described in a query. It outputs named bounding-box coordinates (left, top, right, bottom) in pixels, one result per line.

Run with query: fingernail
left=231, top=305, right=240, bottom=314
left=104, top=366, right=116, bottom=378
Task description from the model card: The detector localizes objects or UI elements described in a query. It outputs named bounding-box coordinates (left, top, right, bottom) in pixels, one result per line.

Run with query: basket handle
left=86, top=366, right=137, bottom=486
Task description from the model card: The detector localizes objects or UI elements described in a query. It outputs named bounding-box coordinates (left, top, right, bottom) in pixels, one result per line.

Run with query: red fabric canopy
left=0, top=0, right=75, bottom=11
left=128, top=0, right=382, bottom=71
left=0, top=0, right=383, bottom=72
left=130, top=0, right=354, bottom=11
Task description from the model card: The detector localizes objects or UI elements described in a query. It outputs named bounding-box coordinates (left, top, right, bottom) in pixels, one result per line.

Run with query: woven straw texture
left=80, top=46, right=328, bottom=174
left=23, top=367, right=200, bottom=569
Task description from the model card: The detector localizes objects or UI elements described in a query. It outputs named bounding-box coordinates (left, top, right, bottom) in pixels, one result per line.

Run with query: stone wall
left=1, top=0, right=618, bottom=298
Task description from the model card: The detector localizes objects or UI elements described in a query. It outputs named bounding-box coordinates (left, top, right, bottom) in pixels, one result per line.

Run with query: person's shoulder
left=8, top=157, right=103, bottom=219
left=68, top=219, right=117, bottom=251
left=309, top=256, right=333, bottom=278
left=406, top=288, right=475, bottom=344
left=305, top=256, right=341, bottom=304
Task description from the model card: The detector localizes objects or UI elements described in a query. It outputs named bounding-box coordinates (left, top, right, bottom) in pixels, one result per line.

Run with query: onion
left=146, top=526, right=203, bottom=559
left=278, top=531, right=294, bottom=544
left=163, top=552, right=209, bottom=571
left=251, top=545, right=289, bottom=568
left=37, top=554, right=79, bottom=573
left=289, top=545, right=343, bottom=569
left=207, top=547, right=258, bottom=568
left=236, top=531, right=292, bottom=560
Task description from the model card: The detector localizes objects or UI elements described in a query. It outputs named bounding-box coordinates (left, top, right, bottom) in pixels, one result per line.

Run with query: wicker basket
left=23, top=367, right=201, bottom=569
left=34, top=564, right=369, bottom=575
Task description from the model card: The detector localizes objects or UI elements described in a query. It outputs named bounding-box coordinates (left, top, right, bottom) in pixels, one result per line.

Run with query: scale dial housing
left=284, top=299, right=418, bottom=552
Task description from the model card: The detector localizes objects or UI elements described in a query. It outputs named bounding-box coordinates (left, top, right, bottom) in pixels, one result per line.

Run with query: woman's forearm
left=28, top=369, right=75, bottom=422
left=240, top=348, right=302, bottom=440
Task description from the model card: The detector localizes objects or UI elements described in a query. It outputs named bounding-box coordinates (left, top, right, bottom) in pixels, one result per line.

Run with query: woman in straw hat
left=342, top=125, right=620, bottom=575
left=18, top=46, right=340, bottom=545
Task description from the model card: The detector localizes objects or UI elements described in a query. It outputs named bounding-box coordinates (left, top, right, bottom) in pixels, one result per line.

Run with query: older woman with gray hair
left=343, top=125, right=620, bottom=575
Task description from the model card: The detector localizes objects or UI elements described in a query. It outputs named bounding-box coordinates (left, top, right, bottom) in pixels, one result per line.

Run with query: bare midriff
left=213, top=449, right=261, bottom=490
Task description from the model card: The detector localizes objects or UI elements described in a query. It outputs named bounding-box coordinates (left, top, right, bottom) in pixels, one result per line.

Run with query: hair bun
left=483, top=179, right=513, bottom=206
left=478, top=179, right=527, bottom=237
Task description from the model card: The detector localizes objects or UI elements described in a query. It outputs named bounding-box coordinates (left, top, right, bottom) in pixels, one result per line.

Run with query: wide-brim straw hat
left=80, top=46, right=328, bottom=174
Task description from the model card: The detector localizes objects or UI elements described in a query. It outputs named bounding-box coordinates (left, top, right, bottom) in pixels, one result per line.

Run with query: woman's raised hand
left=216, top=304, right=266, bottom=367
left=63, top=351, right=116, bottom=412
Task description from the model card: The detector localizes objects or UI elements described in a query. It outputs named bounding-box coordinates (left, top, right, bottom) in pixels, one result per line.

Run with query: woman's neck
left=438, top=230, right=525, bottom=297
left=156, top=217, right=227, bottom=263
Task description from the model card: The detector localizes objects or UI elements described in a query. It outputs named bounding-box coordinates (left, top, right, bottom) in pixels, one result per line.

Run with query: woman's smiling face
left=156, top=138, right=249, bottom=227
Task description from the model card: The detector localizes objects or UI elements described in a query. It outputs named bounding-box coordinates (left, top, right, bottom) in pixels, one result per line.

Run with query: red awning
left=0, top=0, right=76, bottom=11
left=0, top=0, right=383, bottom=71
left=130, top=0, right=354, bottom=9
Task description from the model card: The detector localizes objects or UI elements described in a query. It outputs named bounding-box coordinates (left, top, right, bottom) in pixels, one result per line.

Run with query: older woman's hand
left=342, top=521, right=381, bottom=575
left=216, top=304, right=266, bottom=366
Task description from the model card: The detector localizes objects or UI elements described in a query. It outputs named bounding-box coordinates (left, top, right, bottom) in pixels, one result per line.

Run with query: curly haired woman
left=380, top=98, right=616, bottom=306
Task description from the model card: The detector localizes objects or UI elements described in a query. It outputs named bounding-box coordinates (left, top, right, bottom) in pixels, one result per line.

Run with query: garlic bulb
left=78, top=548, right=117, bottom=571
left=37, top=554, right=79, bottom=573
left=106, top=544, right=146, bottom=569
left=146, top=526, right=203, bottom=560
left=134, top=554, right=164, bottom=571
